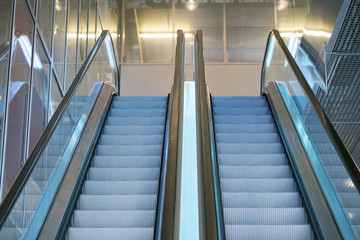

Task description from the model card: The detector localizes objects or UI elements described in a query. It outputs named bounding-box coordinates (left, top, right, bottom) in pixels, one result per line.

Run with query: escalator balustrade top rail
left=260, top=29, right=360, bottom=194
left=0, top=30, right=119, bottom=229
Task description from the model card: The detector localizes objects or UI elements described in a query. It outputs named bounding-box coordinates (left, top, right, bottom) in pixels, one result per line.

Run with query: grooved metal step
left=212, top=96, right=313, bottom=240
left=66, top=96, right=166, bottom=240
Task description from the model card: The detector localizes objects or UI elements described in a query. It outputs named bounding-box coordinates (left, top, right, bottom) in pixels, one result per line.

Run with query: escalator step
left=99, top=135, right=164, bottom=145
left=87, top=168, right=159, bottom=181
left=96, top=145, right=162, bottom=156
left=105, top=116, right=165, bottom=126
left=216, top=133, right=280, bottom=143
left=83, top=181, right=158, bottom=195
left=217, top=143, right=284, bottom=154
left=67, top=96, right=166, bottom=239
left=109, top=109, right=166, bottom=117
left=92, top=156, right=161, bottom=168
left=213, top=107, right=271, bottom=115
left=215, top=124, right=277, bottom=133
left=218, top=154, right=287, bottom=166
left=67, top=228, right=153, bottom=240
left=213, top=96, right=313, bottom=239
left=219, top=166, right=291, bottom=179
left=225, top=225, right=313, bottom=240
left=78, top=195, right=157, bottom=210
left=222, top=193, right=301, bottom=208
left=214, top=115, right=274, bottom=124
left=113, top=96, right=167, bottom=101
left=220, top=178, right=296, bottom=192
left=72, top=210, right=155, bottom=228
left=103, top=125, right=164, bottom=135
left=223, top=208, right=307, bottom=225
left=111, top=101, right=167, bottom=109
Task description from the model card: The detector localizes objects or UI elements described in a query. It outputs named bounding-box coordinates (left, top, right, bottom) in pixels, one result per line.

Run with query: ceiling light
left=139, top=33, right=193, bottom=39
left=303, top=29, right=331, bottom=38
left=186, top=0, right=197, bottom=11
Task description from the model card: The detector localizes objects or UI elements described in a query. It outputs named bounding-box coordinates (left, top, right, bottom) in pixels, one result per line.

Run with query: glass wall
left=0, top=0, right=119, bottom=200
left=2, top=0, right=34, bottom=198
left=0, top=0, right=14, bottom=196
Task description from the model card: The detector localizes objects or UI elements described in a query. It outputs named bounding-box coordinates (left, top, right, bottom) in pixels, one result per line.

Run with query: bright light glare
left=280, top=30, right=331, bottom=38
left=280, top=32, right=303, bottom=38
left=105, top=38, right=116, bottom=69
left=304, top=29, right=331, bottom=38
left=186, top=0, right=197, bottom=11
left=66, top=33, right=117, bottom=39
left=18, top=36, right=42, bottom=69
left=266, top=36, right=275, bottom=68
left=139, top=33, right=193, bottom=39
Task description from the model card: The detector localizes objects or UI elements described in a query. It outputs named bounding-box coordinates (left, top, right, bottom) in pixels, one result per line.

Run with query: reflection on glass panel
left=0, top=0, right=13, bottom=172
left=88, top=0, right=97, bottom=53
left=49, top=71, right=63, bottom=119
left=96, top=9, right=103, bottom=41
left=124, top=1, right=174, bottom=63
left=264, top=32, right=360, bottom=239
left=2, top=0, right=34, bottom=198
left=37, top=0, right=54, bottom=51
left=227, top=2, right=274, bottom=62
left=175, top=4, right=223, bottom=63
left=53, top=0, right=67, bottom=88
left=28, top=33, right=50, bottom=155
left=65, top=0, right=79, bottom=91
left=26, top=0, right=36, bottom=13
left=77, top=0, right=88, bottom=69
left=0, top=33, right=118, bottom=239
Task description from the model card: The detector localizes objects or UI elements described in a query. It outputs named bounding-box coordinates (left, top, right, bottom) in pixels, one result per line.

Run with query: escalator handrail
left=194, top=30, right=225, bottom=240
left=260, top=29, right=360, bottom=194
left=0, top=30, right=120, bottom=227
left=157, top=29, right=185, bottom=240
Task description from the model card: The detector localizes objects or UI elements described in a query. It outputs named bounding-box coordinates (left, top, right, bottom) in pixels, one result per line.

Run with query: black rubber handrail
left=158, top=29, right=185, bottom=240
left=0, top=30, right=120, bottom=228
left=261, top=29, right=360, bottom=194
left=194, top=30, right=225, bottom=240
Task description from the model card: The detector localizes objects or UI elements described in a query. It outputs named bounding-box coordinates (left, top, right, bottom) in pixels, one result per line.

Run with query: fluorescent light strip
left=18, top=36, right=43, bottom=69
left=280, top=32, right=303, bottom=38
left=139, top=33, right=193, bottom=39
left=66, top=33, right=118, bottom=39
left=303, top=28, right=332, bottom=38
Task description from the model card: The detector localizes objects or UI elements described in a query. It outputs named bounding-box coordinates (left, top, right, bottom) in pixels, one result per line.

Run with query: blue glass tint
left=179, top=82, right=200, bottom=240
left=0, top=0, right=13, bottom=187
left=49, top=71, right=63, bottom=119
left=37, top=0, right=54, bottom=52
left=53, top=0, right=67, bottom=88
left=0, top=32, right=119, bottom=239
left=263, top=32, right=360, bottom=239
left=2, top=0, right=34, bottom=199
left=28, top=33, right=51, bottom=155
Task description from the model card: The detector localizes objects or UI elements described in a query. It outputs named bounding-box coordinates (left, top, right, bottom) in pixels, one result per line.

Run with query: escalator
left=0, top=30, right=184, bottom=240
left=212, top=96, right=313, bottom=239
left=66, top=96, right=167, bottom=239
left=2, top=27, right=360, bottom=240
left=195, top=29, right=360, bottom=240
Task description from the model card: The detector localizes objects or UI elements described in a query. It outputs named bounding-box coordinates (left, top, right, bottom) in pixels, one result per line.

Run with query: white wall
left=120, top=62, right=262, bottom=96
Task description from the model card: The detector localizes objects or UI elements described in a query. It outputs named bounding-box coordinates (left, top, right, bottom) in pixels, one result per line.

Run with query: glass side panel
left=53, top=0, right=67, bottom=88
left=65, top=0, right=79, bottom=91
left=77, top=0, right=88, bottom=70
left=263, top=32, right=360, bottom=239
left=28, top=33, right=50, bottom=156
left=37, top=0, right=54, bottom=52
left=88, top=0, right=97, bottom=54
left=2, top=0, right=34, bottom=199
left=0, top=0, right=13, bottom=180
left=0, top=32, right=118, bottom=240
left=49, top=71, right=63, bottom=119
